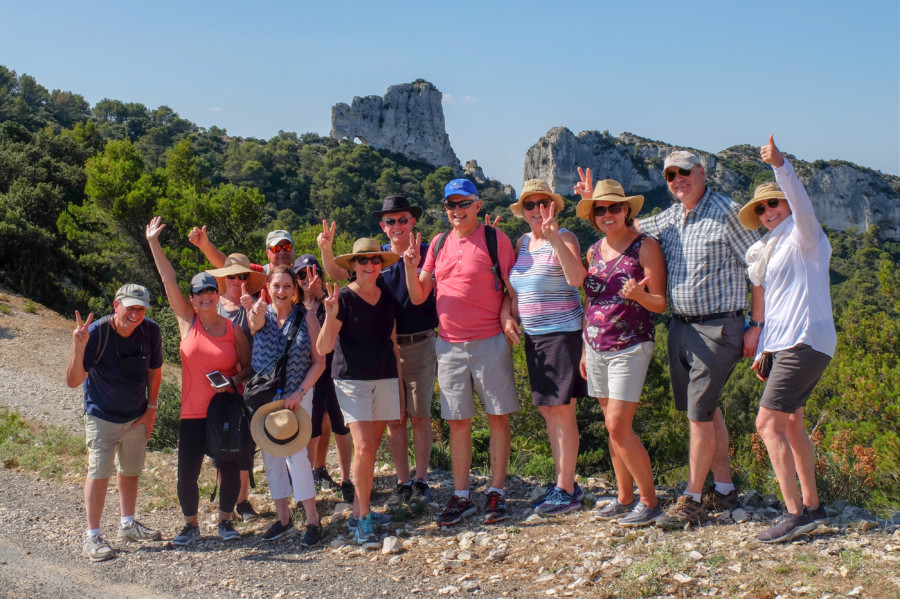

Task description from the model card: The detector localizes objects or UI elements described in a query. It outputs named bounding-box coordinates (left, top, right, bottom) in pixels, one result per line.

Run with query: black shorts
left=524, top=330, right=587, bottom=407
left=760, top=344, right=831, bottom=413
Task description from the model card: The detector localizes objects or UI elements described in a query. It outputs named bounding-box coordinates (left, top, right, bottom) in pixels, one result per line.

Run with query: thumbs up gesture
left=760, top=134, right=785, bottom=168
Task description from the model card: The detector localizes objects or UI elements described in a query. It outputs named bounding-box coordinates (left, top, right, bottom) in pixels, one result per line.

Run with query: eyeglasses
left=523, top=199, right=551, bottom=211
left=268, top=243, right=293, bottom=253
left=296, top=269, right=321, bottom=281
left=226, top=273, right=250, bottom=281
left=443, top=199, right=475, bottom=210
left=354, top=256, right=383, bottom=265
left=753, top=198, right=781, bottom=215
left=382, top=217, right=409, bottom=226
left=664, top=167, right=694, bottom=182
left=593, top=203, right=625, bottom=217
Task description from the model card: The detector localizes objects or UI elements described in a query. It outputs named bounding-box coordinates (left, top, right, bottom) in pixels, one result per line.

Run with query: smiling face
left=351, top=254, right=383, bottom=283
left=665, top=165, right=707, bottom=208
left=444, top=194, right=481, bottom=236
left=189, top=287, right=219, bottom=314
left=592, top=201, right=630, bottom=234
left=379, top=210, right=415, bottom=246
left=267, top=271, right=297, bottom=308
left=522, top=193, right=552, bottom=232
left=112, top=301, right=146, bottom=336
left=755, top=198, right=792, bottom=232
left=266, top=242, right=295, bottom=267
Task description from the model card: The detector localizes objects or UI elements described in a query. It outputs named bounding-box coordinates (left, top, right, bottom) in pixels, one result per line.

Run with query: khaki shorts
left=84, top=414, right=148, bottom=479
left=584, top=342, right=655, bottom=402
left=399, top=335, right=437, bottom=419
left=334, top=378, right=402, bottom=424
left=436, top=333, right=520, bottom=420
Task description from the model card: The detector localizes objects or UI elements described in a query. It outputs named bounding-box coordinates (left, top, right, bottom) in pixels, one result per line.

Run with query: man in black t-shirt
left=65, top=284, right=163, bottom=561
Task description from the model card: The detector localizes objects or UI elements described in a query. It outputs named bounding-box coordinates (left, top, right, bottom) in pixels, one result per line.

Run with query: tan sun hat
left=334, top=238, right=400, bottom=271
left=251, top=400, right=312, bottom=458
left=739, top=182, right=787, bottom=230
left=576, top=179, right=644, bottom=220
left=206, top=253, right=268, bottom=296
left=509, top=179, right=565, bottom=218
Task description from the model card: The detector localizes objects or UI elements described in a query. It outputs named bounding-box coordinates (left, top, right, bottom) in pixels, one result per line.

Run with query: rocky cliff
left=524, top=127, right=900, bottom=239
left=331, top=81, right=461, bottom=173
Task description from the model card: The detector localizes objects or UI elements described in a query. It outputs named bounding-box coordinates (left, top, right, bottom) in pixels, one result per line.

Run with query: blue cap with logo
left=443, top=179, right=479, bottom=201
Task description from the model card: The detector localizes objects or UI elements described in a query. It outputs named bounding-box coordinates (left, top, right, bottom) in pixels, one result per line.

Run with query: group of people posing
left=67, top=135, right=836, bottom=562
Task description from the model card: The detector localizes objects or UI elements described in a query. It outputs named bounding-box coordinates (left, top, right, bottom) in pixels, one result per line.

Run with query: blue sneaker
left=354, top=513, right=375, bottom=544
left=348, top=511, right=392, bottom=530
left=530, top=483, right=556, bottom=510
left=535, top=487, right=582, bottom=516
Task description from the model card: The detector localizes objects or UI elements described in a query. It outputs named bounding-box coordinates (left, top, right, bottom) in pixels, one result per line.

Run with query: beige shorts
left=84, top=414, right=148, bottom=479
left=584, top=342, right=655, bottom=402
left=399, top=335, right=437, bottom=419
left=334, top=378, right=402, bottom=424
left=436, top=333, right=520, bottom=420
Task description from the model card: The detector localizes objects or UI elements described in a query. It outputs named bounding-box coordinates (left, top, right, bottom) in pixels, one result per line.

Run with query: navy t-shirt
left=379, top=242, right=439, bottom=335
left=82, top=316, right=164, bottom=423
left=332, top=286, right=398, bottom=380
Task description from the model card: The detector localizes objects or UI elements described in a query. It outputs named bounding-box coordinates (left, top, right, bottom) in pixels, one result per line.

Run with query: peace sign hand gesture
left=539, top=201, right=560, bottom=241
left=322, top=282, right=340, bottom=317
left=317, top=219, right=337, bottom=251
left=72, top=310, right=94, bottom=348
left=574, top=167, right=594, bottom=199
left=403, top=232, right=422, bottom=267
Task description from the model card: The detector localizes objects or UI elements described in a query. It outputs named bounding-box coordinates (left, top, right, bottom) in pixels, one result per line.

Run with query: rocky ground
left=1, top=292, right=899, bottom=599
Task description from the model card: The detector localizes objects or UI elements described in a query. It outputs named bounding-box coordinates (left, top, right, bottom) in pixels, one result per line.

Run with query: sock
left=401, top=480, right=413, bottom=487
left=454, top=490, right=470, bottom=500
left=685, top=492, right=702, bottom=503
left=487, top=487, right=505, bottom=497
left=86, top=528, right=101, bottom=538
left=121, top=515, right=135, bottom=527
left=714, top=482, right=735, bottom=495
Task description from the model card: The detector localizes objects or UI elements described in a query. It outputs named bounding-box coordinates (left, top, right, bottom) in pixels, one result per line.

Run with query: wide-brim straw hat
left=739, top=184, right=787, bottom=230
left=251, top=400, right=312, bottom=458
left=576, top=179, right=644, bottom=220
left=509, top=179, right=565, bottom=218
left=334, top=238, right=400, bottom=271
left=206, top=253, right=267, bottom=296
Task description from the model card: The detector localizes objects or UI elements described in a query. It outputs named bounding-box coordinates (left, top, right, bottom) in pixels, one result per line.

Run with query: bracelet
left=748, top=320, right=764, bottom=328
left=147, top=403, right=158, bottom=410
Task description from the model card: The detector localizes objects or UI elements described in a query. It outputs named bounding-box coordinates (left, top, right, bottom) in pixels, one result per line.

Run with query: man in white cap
left=189, top=226, right=295, bottom=277
left=65, top=284, right=163, bottom=561
left=634, top=151, right=762, bottom=528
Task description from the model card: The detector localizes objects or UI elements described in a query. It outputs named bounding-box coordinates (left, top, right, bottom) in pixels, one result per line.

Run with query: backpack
left=431, top=225, right=506, bottom=293
left=92, top=315, right=112, bottom=362
left=205, top=391, right=251, bottom=462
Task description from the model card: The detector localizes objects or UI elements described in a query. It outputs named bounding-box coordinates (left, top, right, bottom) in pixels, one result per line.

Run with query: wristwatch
left=147, top=403, right=158, bottom=410
left=748, top=320, right=764, bottom=328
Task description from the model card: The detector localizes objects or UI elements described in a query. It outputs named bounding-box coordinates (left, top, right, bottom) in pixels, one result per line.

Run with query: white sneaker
left=117, top=520, right=162, bottom=542
left=82, top=534, right=115, bottom=562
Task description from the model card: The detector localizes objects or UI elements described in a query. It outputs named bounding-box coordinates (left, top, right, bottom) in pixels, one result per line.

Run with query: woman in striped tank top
left=508, top=179, right=587, bottom=516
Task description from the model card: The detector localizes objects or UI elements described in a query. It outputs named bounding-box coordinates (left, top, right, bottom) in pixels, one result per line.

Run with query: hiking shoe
left=410, top=480, right=432, bottom=508
left=530, top=483, right=557, bottom=510
left=573, top=482, right=585, bottom=502
left=235, top=500, right=259, bottom=522
left=261, top=518, right=293, bottom=542
left=595, top=498, right=638, bottom=520
left=117, top=520, right=161, bottom=542
left=483, top=491, right=509, bottom=524
left=535, top=487, right=581, bottom=516
left=705, top=488, right=739, bottom=512
left=340, top=480, right=355, bottom=503
left=217, top=520, right=241, bottom=541
left=758, top=507, right=817, bottom=543
left=301, top=524, right=323, bottom=547
left=620, top=502, right=664, bottom=527
left=82, top=534, right=115, bottom=562
left=436, top=495, right=477, bottom=527
left=656, top=495, right=709, bottom=530
left=347, top=511, right=393, bottom=530
left=808, top=504, right=828, bottom=522
left=354, top=514, right=375, bottom=544
left=313, top=467, right=336, bottom=490
left=172, top=524, right=201, bottom=546
left=385, top=482, right=413, bottom=508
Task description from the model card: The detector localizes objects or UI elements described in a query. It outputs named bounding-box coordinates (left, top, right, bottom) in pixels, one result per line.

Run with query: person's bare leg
left=687, top=418, right=719, bottom=495
left=538, top=405, right=562, bottom=487
left=85, top=477, right=109, bottom=530
left=448, top=418, right=472, bottom=491
left=756, top=406, right=802, bottom=513
left=710, top=407, right=733, bottom=485
left=274, top=496, right=292, bottom=525
left=347, top=421, right=377, bottom=518
left=540, top=404, right=578, bottom=494
left=604, top=399, right=657, bottom=508
left=117, top=473, right=139, bottom=517
left=785, top=408, right=819, bottom=509
left=335, top=432, right=353, bottom=483
left=599, top=398, right=635, bottom=503
left=486, top=413, right=511, bottom=490
left=386, top=416, right=411, bottom=484
left=410, top=415, right=432, bottom=481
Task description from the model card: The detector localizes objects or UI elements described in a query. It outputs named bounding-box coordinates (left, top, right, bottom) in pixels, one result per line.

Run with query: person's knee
left=605, top=415, right=632, bottom=444
left=448, top=419, right=471, bottom=433
left=410, top=415, right=430, bottom=433
left=486, top=413, right=509, bottom=431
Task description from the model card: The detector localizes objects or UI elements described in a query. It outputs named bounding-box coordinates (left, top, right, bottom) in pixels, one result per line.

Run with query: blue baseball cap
left=190, top=272, right=218, bottom=294
left=443, top=179, right=479, bottom=201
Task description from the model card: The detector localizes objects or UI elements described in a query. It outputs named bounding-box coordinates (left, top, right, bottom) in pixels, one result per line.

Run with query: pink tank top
left=179, top=318, right=238, bottom=419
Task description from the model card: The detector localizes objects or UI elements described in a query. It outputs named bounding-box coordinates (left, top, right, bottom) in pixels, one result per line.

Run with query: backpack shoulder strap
left=431, top=230, right=451, bottom=261
left=94, top=315, right=111, bottom=362
left=484, top=226, right=506, bottom=294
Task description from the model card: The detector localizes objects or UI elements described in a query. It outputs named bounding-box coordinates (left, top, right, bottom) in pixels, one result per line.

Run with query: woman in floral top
left=574, top=171, right=668, bottom=527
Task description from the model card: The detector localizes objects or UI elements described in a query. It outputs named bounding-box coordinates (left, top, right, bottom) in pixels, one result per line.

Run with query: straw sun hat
left=738, top=182, right=787, bottom=230
left=250, top=400, right=312, bottom=458
left=509, top=179, right=565, bottom=218
left=206, top=253, right=267, bottom=296
left=576, top=179, right=644, bottom=220
left=333, top=238, right=400, bottom=271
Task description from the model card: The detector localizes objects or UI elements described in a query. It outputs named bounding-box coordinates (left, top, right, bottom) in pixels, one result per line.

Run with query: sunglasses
left=382, top=217, right=409, bottom=226
left=296, top=269, right=321, bottom=281
left=268, top=243, right=293, bottom=253
left=753, top=198, right=782, bottom=215
left=193, top=287, right=218, bottom=296
left=226, top=273, right=250, bottom=281
left=593, top=203, right=625, bottom=217
left=523, top=199, right=551, bottom=211
left=354, top=255, right=383, bottom=265
left=664, top=167, right=694, bottom=182
left=443, top=199, right=475, bottom=210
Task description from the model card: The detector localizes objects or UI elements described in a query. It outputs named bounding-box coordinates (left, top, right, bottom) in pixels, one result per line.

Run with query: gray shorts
left=399, top=335, right=437, bottom=419
left=85, top=414, right=148, bottom=479
left=760, top=344, right=831, bottom=413
left=668, top=315, right=744, bottom=422
left=584, top=341, right=655, bottom=402
left=334, top=378, right=402, bottom=423
left=436, top=333, right=520, bottom=420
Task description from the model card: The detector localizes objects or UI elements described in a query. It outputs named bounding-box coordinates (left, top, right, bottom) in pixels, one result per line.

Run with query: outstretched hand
left=574, top=167, right=594, bottom=199
left=322, top=282, right=340, bottom=317
left=403, top=232, right=422, bottom=267
left=72, top=310, right=94, bottom=347
left=760, top=134, right=785, bottom=168
left=301, top=266, right=321, bottom=295
left=483, top=213, right=501, bottom=228
left=317, top=219, right=337, bottom=250
left=187, top=225, right=208, bottom=248
left=146, top=216, right=166, bottom=242
left=539, top=201, right=559, bottom=240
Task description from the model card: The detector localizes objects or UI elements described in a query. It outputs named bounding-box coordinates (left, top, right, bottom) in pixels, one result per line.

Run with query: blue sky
left=3, top=1, right=898, bottom=192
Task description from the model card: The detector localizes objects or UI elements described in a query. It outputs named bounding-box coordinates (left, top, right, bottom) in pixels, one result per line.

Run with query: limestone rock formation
left=331, top=80, right=461, bottom=173
left=524, top=127, right=900, bottom=239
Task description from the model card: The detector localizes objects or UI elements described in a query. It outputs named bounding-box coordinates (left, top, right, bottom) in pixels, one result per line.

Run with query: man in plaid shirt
left=636, top=150, right=762, bottom=529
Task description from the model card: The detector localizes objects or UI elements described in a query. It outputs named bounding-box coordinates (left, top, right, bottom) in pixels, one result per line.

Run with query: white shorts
left=584, top=342, right=654, bottom=402
left=334, top=378, right=401, bottom=423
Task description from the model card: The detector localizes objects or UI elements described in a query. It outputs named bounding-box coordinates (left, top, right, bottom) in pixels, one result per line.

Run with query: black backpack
left=431, top=225, right=506, bottom=293
left=205, top=391, right=251, bottom=462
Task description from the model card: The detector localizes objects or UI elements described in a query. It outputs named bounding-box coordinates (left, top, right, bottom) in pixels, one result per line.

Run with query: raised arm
left=403, top=232, right=434, bottom=305
left=146, top=216, right=195, bottom=332
left=317, top=219, right=351, bottom=280
left=762, top=135, right=822, bottom=249
left=65, top=310, right=93, bottom=388
left=187, top=225, right=228, bottom=268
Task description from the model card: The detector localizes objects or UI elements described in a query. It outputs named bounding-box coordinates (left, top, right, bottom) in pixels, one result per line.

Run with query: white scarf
left=745, top=215, right=793, bottom=286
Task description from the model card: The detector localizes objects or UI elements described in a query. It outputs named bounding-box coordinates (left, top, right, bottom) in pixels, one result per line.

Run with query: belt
left=396, top=329, right=435, bottom=346
left=673, top=310, right=743, bottom=324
